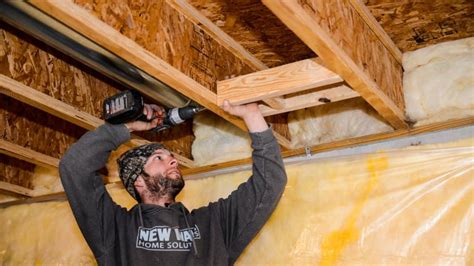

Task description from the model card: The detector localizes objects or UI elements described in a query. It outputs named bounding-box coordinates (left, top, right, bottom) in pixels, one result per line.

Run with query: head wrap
left=117, top=143, right=166, bottom=202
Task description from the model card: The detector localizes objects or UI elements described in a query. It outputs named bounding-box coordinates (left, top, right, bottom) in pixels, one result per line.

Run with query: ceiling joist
left=262, top=0, right=408, bottom=129
left=0, top=180, right=34, bottom=198
left=0, top=139, right=60, bottom=169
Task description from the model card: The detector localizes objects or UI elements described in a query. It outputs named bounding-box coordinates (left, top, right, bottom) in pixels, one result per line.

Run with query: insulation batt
left=191, top=112, right=252, bottom=166
left=288, top=98, right=393, bottom=148
left=0, top=136, right=472, bottom=265
left=403, top=37, right=474, bottom=125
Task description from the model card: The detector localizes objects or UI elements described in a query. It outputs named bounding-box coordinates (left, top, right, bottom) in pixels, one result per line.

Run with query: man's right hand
left=125, top=104, right=165, bottom=132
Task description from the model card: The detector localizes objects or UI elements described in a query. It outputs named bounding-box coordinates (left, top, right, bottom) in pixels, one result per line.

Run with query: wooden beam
left=182, top=116, right=474, bottom=176
left=0, top=192, right=67, bottom=208
left=0, top=139, right=60, bottom=169
left=262, top=0, right=407, bottom=129
left=348, top=0, right=403, bottom=64
left=217, top=58, right=343, bottom=106
left=0, top=74, right=102, bottom=131
left=29, top=0, right=245, bottom=131
left=0, top=74, right=194, bottom=168
left=259, top=85, right=360, bottom=117
left=0, top=181, right=34, bottom=197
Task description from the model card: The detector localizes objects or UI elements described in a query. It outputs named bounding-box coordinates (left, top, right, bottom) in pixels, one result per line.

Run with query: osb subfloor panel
left=367, top=0, right=474, bottom=52
left=0, top=26, right=194, bottom=159
left=188, top=0, right=316, bottom=67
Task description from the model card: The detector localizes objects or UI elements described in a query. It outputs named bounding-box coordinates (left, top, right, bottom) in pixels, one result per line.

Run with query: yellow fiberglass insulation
left=0, top=136, right=472, bottom=265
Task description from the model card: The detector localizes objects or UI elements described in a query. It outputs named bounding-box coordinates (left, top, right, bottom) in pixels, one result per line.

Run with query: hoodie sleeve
left=59, top=123, right=130, bottom=258
left=214, top=127, right=287, bottom=262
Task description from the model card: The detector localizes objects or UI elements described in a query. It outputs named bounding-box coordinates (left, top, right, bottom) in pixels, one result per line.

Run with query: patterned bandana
left=117, top=143, right=166, bottom=202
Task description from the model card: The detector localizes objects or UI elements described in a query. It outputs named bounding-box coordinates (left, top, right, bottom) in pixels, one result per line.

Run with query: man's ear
left=134, top=176, right=146, bottom=194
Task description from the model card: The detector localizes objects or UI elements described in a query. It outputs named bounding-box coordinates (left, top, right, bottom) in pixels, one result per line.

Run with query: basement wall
left=0, top=134, right=472, bottom=265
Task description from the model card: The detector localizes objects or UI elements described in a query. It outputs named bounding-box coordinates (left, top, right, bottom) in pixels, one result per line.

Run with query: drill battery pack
left=103, top=90, right=145, bottom=124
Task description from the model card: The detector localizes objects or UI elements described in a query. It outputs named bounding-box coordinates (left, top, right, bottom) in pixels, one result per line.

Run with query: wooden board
left=217, top=58, right=342, bottom=106
left=262, top=0, right=407, bottom=129
left=0, top=180, right=34, bottom=197
left=259, top=85, right=360, bottom=117
left=367, top=0, right=474, bottom=52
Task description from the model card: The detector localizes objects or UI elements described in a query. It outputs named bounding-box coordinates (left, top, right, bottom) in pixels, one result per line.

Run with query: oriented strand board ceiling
left=366, top=0, right=474, bottom=52
left=188, top=0, right=316, bottom=67
left=189, top=0, right=474, bottom=55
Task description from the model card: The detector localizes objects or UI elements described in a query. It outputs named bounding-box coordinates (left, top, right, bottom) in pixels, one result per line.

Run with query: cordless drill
left=103, top=90, right=201, bottom=132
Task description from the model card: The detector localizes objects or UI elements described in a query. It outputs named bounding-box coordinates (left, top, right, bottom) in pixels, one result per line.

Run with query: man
left=59, top=101, right=287, bottom=265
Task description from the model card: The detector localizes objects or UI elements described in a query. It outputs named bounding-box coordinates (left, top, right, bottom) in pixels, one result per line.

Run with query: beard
left=141, top=171, right=185, bottom=201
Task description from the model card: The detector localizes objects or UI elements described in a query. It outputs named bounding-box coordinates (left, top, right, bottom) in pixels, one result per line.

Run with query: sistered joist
left=262, top=0, right=408, bottom=129
left=217, top=58, right=344, bottom=106
left=28, top=0, right=293, bottom=149
left=0, top=74, right=195, bottom=168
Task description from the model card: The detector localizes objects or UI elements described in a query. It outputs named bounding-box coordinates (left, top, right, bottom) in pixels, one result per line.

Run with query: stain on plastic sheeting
left=320, top=155, right=388, bottom=265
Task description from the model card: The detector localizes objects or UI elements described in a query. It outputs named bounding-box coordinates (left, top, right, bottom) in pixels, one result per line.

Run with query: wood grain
left=217, top=58, right=342, bottom=106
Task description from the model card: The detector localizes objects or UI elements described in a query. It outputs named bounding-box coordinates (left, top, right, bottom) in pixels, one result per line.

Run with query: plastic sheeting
left=0, top=137, right=472, bottom=265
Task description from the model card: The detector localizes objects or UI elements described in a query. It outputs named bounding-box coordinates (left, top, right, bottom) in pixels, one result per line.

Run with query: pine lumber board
left=217, top=58, right=343, bottom=106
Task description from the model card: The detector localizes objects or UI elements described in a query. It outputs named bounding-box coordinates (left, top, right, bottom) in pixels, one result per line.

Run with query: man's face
left=140, top=149, right=184, bottom=199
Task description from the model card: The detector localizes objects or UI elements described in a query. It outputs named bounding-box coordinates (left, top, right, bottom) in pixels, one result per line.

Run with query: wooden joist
left=217, top=58, right=343, bottom=105
left=0, top=74, right=194, bottom=168
left=0, top=180, right=34, bottom=198
left=0, top=139, right=60, bottom=169
left=347, top=0, right=403, bottom=64
left=262, top=0, right=408, bottom=129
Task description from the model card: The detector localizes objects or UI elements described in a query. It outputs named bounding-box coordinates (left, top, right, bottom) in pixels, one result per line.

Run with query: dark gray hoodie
left=59, top=123, right=287, bottom=265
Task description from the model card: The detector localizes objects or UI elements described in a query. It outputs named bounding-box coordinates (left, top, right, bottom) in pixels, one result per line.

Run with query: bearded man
left=59, top=101, right=287, bottom=265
